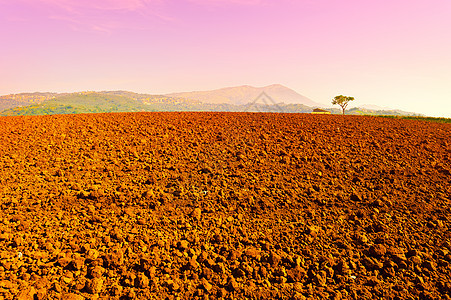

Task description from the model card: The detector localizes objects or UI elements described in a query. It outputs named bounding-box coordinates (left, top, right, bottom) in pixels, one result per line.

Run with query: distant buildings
left=312, top=108, right=331, bottom=114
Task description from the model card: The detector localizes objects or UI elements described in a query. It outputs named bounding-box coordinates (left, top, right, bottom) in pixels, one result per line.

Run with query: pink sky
left=1, top=0, right=450, bottom=117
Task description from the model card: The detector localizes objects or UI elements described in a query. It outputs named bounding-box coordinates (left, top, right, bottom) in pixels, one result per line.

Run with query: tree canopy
left=332, top=95, right=355, bottom=115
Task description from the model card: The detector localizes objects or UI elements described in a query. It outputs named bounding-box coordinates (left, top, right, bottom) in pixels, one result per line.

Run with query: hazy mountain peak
left=265, top=83, right=287, bottom=88
left=166, top=84, right=323, bottom=107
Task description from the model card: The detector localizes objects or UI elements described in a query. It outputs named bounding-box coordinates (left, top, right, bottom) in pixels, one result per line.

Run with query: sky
left=1, top=0, right=450, bottom=117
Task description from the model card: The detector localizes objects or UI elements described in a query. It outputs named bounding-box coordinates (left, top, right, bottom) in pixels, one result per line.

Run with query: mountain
left=0, top=92, right=153, bottom=116
left=0, top=91, right=226, bottom=116
left=0, top=92, right=59, bottom=111
left=349, top=107, right=423, bottom=116
left=0, top=86, right=425, bottom=117
left=167, top=84, right=323, bottom=107
left=319, top=106, right=423, bottom=117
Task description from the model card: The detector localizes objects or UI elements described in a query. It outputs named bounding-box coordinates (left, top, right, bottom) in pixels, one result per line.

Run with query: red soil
left=0, top=112, right=450, bottom=299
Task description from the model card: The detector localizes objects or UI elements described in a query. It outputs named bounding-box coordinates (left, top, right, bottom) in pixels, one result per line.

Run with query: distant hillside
left=348, top=107, right=423, bottom=116
left=0, top=91, right=228, bottom=116
left=0, top=92, right=59, bottom=111
left=317, top=107, right=423, bottom=116
left=0, top=92, right=152, bottom=116
left=167, top=84, right=323, bottom=107
left=357, top=104, right=393, bottom=111
left=0, top=86, right=424, bottom=117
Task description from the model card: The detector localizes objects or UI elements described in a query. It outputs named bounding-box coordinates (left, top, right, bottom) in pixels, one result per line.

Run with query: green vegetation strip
left=378, top=115, right=451, bottom=124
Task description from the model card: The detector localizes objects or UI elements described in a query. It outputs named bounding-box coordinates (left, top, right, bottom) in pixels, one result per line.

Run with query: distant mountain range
left=0, top=85, right=422, bottom=116
left=0, top=92, right=59, bottom=112
left=167, top=84, right=322, bottom=107
left=357, top=104, right=393, bottom=110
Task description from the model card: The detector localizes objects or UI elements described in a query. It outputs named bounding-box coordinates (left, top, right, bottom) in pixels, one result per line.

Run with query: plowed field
left=0, top=112, right=450, bottom=300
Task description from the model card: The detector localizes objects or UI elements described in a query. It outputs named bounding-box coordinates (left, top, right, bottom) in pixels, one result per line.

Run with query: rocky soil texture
left=0, top=112, right=450, bottom=300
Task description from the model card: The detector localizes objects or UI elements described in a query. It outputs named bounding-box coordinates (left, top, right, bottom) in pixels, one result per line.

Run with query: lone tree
left=332, top=95, right=355, bottom=115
